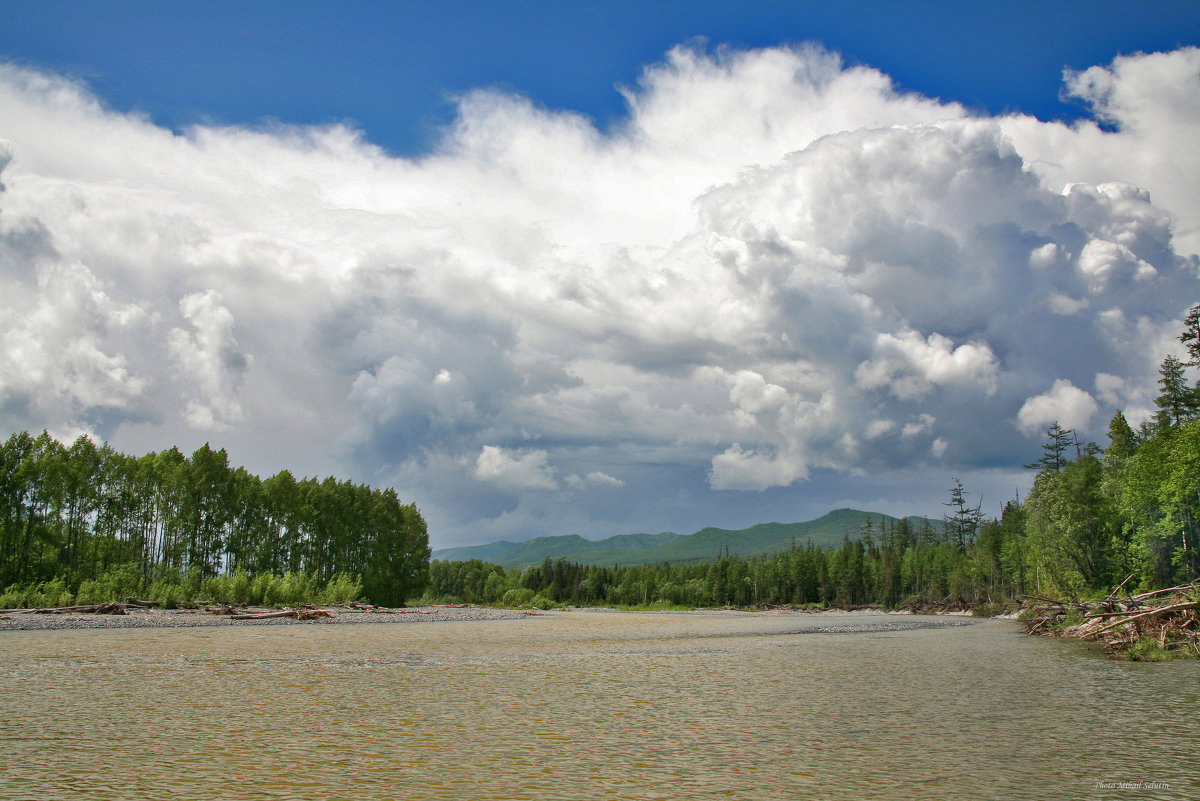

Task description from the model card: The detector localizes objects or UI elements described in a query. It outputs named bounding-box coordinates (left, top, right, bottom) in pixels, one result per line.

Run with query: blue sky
left=5, top=1, right=1198, bottom=154
left=2, top=1, right=1200, bottom=547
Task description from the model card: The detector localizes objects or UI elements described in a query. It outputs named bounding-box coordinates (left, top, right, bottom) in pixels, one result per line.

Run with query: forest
left=0, top=438, right=430, bottom=607
left=2, top=306, right=1198, bottom=613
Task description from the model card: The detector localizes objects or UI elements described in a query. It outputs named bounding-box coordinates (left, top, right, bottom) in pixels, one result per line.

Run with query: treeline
left=428, top=305, right=1200, bottom=609
left=423, top=514, right=1016, bottom=610
left=0, top=435, right=430, bottom=606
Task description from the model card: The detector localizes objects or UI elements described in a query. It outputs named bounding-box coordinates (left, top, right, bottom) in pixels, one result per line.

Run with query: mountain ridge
left=433, top=508, right=937, bottom=569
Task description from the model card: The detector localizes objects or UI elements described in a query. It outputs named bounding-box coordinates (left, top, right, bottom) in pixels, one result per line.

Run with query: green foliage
left=2, top=565, right=363, bottom=609
left=1124, top=638, right=1174, bottom=662
left=501, top=587, right=535, bottom=607
left=75, top=563, right=144, bottom=605
left=320, top=572, right=364, bottom=605
left=0, top=578, right=74, bottom=609
left=0, top=433, right=428, bottom=606
left=1024, top=451, right=1121, bottom=595
left=529, top=593, right=562, bottom=609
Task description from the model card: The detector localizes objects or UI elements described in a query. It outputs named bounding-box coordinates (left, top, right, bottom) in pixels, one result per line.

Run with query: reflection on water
left=2, top=611, right=1197, bottom=800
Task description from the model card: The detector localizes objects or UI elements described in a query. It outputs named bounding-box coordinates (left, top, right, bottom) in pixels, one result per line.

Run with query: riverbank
left=0, top=604, right=531, bottom=631
left=0, top=601, right=988, bottom=633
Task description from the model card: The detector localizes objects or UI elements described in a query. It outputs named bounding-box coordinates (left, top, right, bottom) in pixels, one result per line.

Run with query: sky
left=2, top=1, right=1199, bottom=548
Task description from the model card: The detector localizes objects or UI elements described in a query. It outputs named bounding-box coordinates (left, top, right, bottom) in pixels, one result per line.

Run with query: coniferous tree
left=943, top=478, right=981, bottom=552
left=1024, top=422, right=1073, bottom=472
left=1154, top=355, right=1198, bottom=429
left=1179, top=303, right=1200, bottom=366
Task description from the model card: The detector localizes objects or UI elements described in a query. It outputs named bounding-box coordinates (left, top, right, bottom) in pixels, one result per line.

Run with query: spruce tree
left=1154, top=355, right=1198, bottom=428
left=1024, top=422, right=1073, bottom=472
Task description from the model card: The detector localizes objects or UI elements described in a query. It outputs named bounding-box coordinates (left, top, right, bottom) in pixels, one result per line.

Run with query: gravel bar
left=0, top=605, right=532, bottom=632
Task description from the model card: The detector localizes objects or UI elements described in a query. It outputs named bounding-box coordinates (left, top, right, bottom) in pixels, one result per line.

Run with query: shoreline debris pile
left=1022, top=578, right=1200, bottom=659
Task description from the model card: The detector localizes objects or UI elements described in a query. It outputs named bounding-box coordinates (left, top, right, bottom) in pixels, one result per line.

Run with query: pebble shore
left=0, top=605, right=531, bottom=632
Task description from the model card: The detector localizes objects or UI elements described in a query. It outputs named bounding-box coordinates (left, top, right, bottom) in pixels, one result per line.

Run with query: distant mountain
left=432, top=508, right=935, bottom=569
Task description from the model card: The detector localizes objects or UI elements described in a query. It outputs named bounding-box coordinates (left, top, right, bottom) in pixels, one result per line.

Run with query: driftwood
left=31, top=602, right=126, bottom=615
left=125, top=598, right=161, bottom=608
left=1103, top=573, right=1136, bottom=603
left=227, top=608, right=334, bottom=621
left=897, top=597, right=1012, bottom=615
left=1023, top=580, right=1200, bottom=659
left=1089, top=601, right=1200, bottom=637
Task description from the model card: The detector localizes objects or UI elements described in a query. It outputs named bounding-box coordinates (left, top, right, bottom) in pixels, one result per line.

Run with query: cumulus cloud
left=167, top=290, right=251, bottom=430
left=856, top=330, right=999, bottom=399
left=474, top=445, right=558, bottom=490
left=709, top=443, right=810, bottom=491
left=1002, top=47, right=1200, bottom=255
left=1017, top=380, right=1101, bottom=436
left=1, top=44, right=1198, bottom=543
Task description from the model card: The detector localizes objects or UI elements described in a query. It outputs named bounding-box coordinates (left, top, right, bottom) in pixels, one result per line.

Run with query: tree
left=1154, top=355, right=1198, bottom=429
left=1120, top=420, right=1200, bottom=586
left=1179, top=303, right=1200, bottom=366
left=1024, top=451, right=1119, bottom=593
left=1024, top=422, right=1075, bottom=472
left=943, top=478, right=981, bottom=552
left=998, top=500, right=1028, bottom=598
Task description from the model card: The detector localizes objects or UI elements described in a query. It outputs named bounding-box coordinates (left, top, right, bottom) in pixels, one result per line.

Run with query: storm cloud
left=1, top=45, right=1197, bottom=545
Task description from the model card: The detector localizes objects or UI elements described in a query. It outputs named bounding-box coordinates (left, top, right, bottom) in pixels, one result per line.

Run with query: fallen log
left=32, top=603, right=126, bottom=615
left=1104, top=573, right=1136, bottom=602
left=126, top=598, right=161, bottom=608
left=1128, top=582, right=1199, bottom=602
left=1089, top=601, right=1200, bottom=638
left=228, top=609, right=334, bottom=621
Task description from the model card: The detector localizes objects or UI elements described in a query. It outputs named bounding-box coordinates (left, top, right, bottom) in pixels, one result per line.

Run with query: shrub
left=320, top=572, right=363, bottom=605
left=254, top=573, right=280, bottom=607
left=0, top=581, right=74, bottom=609
left=1125, top=638, right=1173, bottom=662
left=529, top=593, right=560, bottom=610
left=501, top=588, right=535, bottom=608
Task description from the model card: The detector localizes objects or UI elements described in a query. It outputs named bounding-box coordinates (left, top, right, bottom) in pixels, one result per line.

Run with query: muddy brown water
left=2, top=610, right=1197, bottom=800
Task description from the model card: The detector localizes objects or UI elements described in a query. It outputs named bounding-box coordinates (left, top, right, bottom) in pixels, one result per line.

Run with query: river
left=2, top=610, right=1197, bottom=800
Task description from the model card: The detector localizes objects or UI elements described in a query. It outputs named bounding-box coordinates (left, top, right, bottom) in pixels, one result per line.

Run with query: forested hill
left=433, top=509, right=938, bottom=569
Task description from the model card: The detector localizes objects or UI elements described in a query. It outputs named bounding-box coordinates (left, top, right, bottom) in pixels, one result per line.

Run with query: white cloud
left=902, top=414, right=936, bottom=438
left=566, top=471, right=626, bottom=490
left=1076, top=238, right=1157, bottom=292
left=1029, top=242, right=1059, bottom=269
left=1017, top=380, right=1101, bottom=436
left=1002, top=47, right=1200, bottom=255
left=0, top=258, right=147, bottom=425
left=709, top=443, right=809, bottom=491
left=473, top=445, right=558, bottom=490
left=1046, top=292, right=1089, bottom=316
left=1, top=45, right=1198, bottom=543
left=856, top=330, right=999, bottom=399
left=167, top=290, right=251, bottom=430
left=865, top=419, right=895, bottom=439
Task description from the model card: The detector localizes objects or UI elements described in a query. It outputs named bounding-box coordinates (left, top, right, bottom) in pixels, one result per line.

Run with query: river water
left=2, top=610, right=1197, bottom=800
